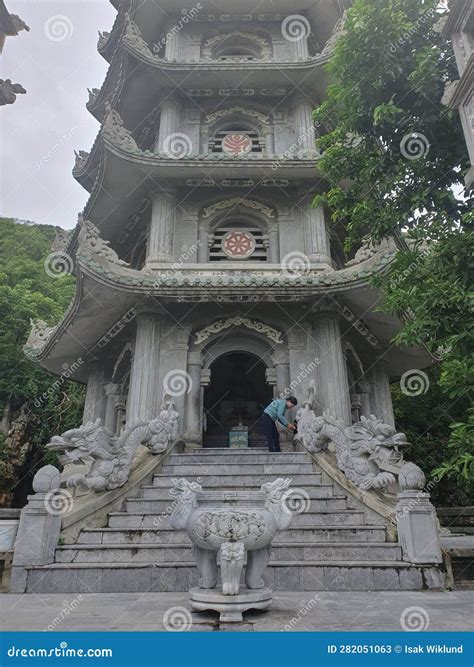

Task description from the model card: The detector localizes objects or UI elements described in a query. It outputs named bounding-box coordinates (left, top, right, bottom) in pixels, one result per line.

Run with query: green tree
left=0, top=218, right=85, bottom=506
left=313, top=0, right=473, bottom=502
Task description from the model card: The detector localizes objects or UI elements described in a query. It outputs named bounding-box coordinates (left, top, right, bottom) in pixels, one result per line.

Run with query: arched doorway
left=204, top=352, right=273, bottom=446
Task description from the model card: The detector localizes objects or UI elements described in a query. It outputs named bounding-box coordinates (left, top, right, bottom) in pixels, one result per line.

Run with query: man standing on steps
left=261, top=396, right=298, bottom=452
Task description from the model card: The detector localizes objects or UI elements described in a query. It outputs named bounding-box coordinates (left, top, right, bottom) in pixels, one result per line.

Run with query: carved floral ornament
left=203, top=106, right=271, bottom=127
left=194, top=317, right=283, bottom=345
left=201, top=198, right=275, bottom=220
left=202, top=31, right=272, bottom=59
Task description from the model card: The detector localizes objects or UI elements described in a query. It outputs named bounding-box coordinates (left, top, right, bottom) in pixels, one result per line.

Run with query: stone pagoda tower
left=28, top=2, right=432, bottom=447
left=16, top=1, right=446, bottom=596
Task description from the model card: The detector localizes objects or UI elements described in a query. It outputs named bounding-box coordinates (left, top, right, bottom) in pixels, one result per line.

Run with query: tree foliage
left=313, top=0, right=473, bottom=502
left=0, top=218, right=85, bottom=505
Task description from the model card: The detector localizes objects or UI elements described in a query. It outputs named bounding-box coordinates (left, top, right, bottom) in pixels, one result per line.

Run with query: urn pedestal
left=170, top=478, right=292, bottom=622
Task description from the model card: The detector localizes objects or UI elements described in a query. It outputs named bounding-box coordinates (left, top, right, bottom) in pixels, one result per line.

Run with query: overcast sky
left=1, top=0, right=116, bottom=229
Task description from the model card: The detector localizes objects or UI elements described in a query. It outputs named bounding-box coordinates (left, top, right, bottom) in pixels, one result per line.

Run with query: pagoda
left=15, top=0, right=445, bottom=596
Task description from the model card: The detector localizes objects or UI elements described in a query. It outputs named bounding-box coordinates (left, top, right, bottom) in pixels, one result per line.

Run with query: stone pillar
left=313, top=314, right=352, bottom=425
left=127, top=311, right=162, bottom=425
left=272, top=350, right=290, bottom=398
left=104, top=383, right=121, bottom=433
left=156, top=95, right=180, bottom=152
left=370, top=359, right=395, bottom=427
left=294, top=35, right=309, bottom=61
left=185, top=350, right=203, bottom=445
left=301, top=199, right=332, bottom=267
left=82, top=362, right=106, bottom=424
left=164, top=23, right=179, bottom=61
left=264, top=127, right=275, bottom=154
left=293, top=96, right=316, bottom=153
left=267, top=226, right=280, bottom=263
left=146, top=189, right=177, bottom=264
left=350, top=393, right=361, bottom=423
left=197, top=221, right=211, bottom=263
left=396, top=492, right=442, bottom=564
left=358, top=381, right=372, bottom=418
left=10, top=466, right=63, bottom=593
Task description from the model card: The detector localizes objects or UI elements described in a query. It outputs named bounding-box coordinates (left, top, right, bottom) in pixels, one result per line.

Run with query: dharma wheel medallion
left=221, top=230, right=256, bottom=259
left=222, top=133, right=253, bottom=156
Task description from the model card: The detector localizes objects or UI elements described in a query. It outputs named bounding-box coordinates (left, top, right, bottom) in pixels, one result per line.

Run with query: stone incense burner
left=169, top=477, right=293, bottom=621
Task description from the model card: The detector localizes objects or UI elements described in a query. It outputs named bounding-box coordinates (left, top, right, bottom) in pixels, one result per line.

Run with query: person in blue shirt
left=261, top=396, right=298, bottom=452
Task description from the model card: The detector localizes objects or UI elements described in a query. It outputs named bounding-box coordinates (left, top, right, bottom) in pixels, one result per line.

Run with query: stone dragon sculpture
left=46, top=403, right=179, bottom=492
left=295, top=406, right=425, bottom=493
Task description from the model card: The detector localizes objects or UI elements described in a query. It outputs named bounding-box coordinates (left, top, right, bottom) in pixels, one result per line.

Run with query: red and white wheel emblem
left=222, top=133, right=252, bottom=156
left=221, top=230, right=256, bottom=259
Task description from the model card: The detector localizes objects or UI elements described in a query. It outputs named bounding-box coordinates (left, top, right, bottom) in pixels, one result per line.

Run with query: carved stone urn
left=169, top=477, right=293, bottom=621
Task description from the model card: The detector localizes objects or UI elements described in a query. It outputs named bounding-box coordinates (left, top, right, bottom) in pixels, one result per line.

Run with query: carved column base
left=189, top=587, right=272, bottom=623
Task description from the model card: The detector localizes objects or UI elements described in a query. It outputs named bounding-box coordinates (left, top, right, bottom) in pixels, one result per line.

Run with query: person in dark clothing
left=261, top=396, right=298, bottom=452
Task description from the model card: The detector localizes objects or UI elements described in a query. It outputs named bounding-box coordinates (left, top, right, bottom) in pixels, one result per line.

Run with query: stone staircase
left=21, top=448, right=444, bottom=593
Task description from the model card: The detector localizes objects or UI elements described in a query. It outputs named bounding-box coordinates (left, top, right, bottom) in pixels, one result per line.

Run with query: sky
left=1, top=0, right=116, bottom=229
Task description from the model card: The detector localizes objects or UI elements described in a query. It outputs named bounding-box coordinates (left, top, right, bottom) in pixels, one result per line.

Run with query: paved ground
left=1, top=590, right=473, bottom=632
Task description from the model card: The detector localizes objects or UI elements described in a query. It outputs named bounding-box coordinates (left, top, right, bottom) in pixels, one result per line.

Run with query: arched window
left=202, top=31, right=272, bottom=61
left=209, top=220, right=267, bottom=262
left=209, top=122, right=263, bottom=155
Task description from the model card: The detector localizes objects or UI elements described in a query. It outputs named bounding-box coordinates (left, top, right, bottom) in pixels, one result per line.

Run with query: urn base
left=189, top=586, right=272, bottom=623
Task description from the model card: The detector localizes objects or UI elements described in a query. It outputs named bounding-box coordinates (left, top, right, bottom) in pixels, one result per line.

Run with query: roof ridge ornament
left=77, top=215, right=129, bottom=267
left=102, top=101, right=139, bottom=153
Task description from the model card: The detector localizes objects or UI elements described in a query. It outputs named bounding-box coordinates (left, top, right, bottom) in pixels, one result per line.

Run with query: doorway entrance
left=204, top=352, right=273, bottom=443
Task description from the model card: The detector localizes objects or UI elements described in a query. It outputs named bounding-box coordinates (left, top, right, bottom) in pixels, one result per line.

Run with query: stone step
left=57, top=542, right=402, bottom=564
left=167, top=453, right=311, bottom=465
left=119, top=504, right=365, bottom=527
left=128, top=495, right=348, bottom=513
left=161, top=463, right=315, bottom=475
left=142, top=482, right=332, bottom=499
left=152, top=473, right=322, bottom=488
left=24, top=560, right=440, bottom=593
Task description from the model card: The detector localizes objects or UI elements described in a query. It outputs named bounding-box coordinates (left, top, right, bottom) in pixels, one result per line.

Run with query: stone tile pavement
left=0, top=590, right=473, bottom=632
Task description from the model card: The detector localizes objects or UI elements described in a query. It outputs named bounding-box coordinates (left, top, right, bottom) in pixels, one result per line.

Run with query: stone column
left=185, top=350, right=203, bottom=445
left=156, top=95, right=180, bottom=152
left=267, top=226, right=280, bottom=263
left=104, top=383, right=121, bottom=433
left=301, top=198, right=332, bottom=267
left=272, top=350, right=290, bottom=398
left=264, top=127, right=275, bottom=154
left=164, top=23, right=179, bottom=61
left=358, top=381, right=372, bottom=418
left=293, top=96, right=316, bottom=153
left=82, top=362, right=106, bottom=424
left=294, top=34, right=309, bottom=61
left=146, top=189, right=177, bottom=264
left=127, top=311, right=162, bottom=425
left=369, top=359, right=395, bottom=427
left=197, top=221, right=211, bottom=263
left=313, top=314, right=352, bottom=425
